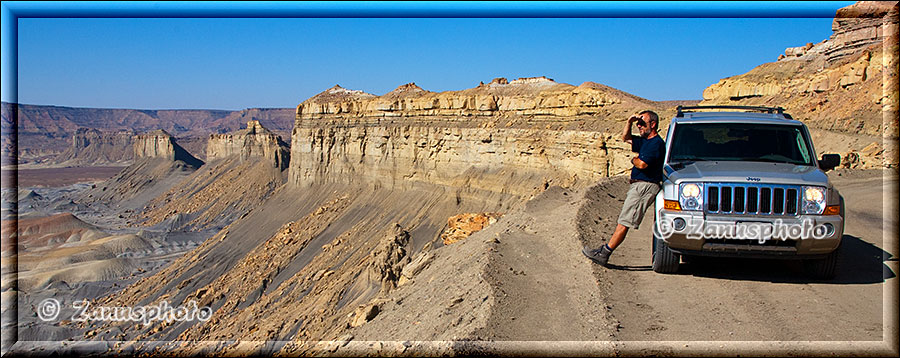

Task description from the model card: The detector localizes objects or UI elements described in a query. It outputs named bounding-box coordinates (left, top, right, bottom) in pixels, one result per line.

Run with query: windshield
left=668, top=123, right=813, bottom=165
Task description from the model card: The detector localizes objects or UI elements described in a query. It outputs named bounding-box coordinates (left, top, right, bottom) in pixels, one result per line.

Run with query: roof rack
left=676, top=105, right=790, bottom=118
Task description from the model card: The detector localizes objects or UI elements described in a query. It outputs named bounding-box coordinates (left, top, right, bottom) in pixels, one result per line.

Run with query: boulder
left=441, top=213, right=502, bottom=245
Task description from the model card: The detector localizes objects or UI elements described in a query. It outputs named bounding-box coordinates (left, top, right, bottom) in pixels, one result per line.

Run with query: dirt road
left=579, top=169, right=896, bottom=353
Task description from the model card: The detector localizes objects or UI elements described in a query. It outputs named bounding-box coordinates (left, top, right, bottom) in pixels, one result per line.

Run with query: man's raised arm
left=622, top=115, right=639, bottom=144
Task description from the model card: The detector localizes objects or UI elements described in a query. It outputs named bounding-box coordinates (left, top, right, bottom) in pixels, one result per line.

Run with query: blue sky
left=3, top=2, right=855, bottom=110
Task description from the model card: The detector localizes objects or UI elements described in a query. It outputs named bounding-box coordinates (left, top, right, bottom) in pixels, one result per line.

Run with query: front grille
left=706, top=183, right=799, bottom=216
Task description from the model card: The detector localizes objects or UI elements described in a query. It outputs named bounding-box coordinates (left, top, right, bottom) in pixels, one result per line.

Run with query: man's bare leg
left=582, top=223, right=629, bottom=266
left=607, top=224, right=630, bottom=250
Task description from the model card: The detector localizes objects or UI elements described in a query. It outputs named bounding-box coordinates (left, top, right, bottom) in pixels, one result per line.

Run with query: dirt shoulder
left=474, top=185, right=613, bottom=341
left=325, top=185, right=617, bottom=356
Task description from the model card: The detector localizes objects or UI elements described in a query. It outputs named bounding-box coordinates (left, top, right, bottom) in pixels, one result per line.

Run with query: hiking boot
left=582, top=245, right=612, bottom=267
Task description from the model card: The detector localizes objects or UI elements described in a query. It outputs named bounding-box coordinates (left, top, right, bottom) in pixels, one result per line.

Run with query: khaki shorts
left=617, top=181, right=661, bottom=229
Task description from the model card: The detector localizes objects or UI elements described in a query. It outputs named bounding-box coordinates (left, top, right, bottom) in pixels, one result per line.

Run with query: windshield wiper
left=738, top=157, right=797, bottom=164
left=669, top=157, right=709, bottom=170
left=670, top=156, right=709, bottom=163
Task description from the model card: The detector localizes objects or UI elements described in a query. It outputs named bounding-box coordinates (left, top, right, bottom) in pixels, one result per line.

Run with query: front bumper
left=656, top=209, right=843, bottom=259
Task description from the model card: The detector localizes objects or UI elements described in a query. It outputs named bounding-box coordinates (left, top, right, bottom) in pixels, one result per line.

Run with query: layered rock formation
left=701, top=1, right=898, bottom=168
left=827, top=1, right=897, bottom=64
left=777, top=0, right=892, bottom=64
left=133, top=130, right=203, bottom=168
left=77, top=130, right=207, bottom=210
left=298, top=77, right=651, bottom=119
left=292, top=79, right=668, bottom=195
left=206, top=120, right=290, bottom=170
left=134, top=130, right=177, bottom=160
left=54, top=128, right=135, bottom=166
left=2, top=103, right=295, bottom=166
left=74, top=124, right=285, bottom=231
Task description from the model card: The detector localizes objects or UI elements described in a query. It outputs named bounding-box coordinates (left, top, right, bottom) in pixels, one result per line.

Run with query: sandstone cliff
left=54, top=128, right=135, bottom=166
left=701, top=1, right=898, bottom=168
left=828, top=1, right=897, bottom=63
left=133, top=130, right=203, bottom=168
left=206, top=120, right=290, bottom=170
left=77, top=131, right=284, bottom=231
left=298, top=77, right=655, bottom=119
left=292, top=78, right=669, bottom=195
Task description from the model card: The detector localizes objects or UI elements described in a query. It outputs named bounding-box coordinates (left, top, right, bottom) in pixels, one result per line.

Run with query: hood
left=665, top=161, right=830, bottom=187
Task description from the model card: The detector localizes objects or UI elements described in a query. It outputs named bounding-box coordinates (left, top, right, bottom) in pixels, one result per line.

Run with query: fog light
left=673, top=218, right=686, bottom=231
left=824, top=223, right=835, bottom=236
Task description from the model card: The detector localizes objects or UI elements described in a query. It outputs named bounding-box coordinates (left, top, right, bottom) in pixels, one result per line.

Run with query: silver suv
left=652, top=106, right=843, bottom=279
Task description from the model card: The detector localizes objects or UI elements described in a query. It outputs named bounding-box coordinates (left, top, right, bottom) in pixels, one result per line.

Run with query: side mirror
left=819, top=153, right=840, bottom=171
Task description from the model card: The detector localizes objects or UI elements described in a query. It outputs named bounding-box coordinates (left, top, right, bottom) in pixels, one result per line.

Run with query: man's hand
left=623, top=115, right=641, bottom=144
left=631, top=155, right=648, bottom=169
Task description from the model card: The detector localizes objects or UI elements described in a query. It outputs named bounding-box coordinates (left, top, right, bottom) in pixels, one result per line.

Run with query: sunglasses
left=636, top=121, right=647, bottom=127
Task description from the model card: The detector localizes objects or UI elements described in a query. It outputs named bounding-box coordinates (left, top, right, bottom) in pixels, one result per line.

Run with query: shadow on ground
left=658, top=235, right=894, bottom=284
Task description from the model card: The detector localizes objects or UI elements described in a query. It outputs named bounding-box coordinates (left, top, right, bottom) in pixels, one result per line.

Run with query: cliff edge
left=206, top=120, right=290, bottom=170
left=133, top=130, right=203, bottom=168
left=291, top=78, right=667, bottom=195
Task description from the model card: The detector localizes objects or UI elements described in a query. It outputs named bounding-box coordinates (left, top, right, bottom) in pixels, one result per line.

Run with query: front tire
left=652, top=233, right=680, bottom=273
left=804, top=244, right=840, bottom=279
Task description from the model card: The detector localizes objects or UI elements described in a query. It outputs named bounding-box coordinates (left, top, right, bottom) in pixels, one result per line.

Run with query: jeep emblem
left=747, top=177, right=761, bottom=182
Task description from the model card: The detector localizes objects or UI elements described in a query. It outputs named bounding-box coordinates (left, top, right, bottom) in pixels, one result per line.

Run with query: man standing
left=583, top=110, right=665, bottom=267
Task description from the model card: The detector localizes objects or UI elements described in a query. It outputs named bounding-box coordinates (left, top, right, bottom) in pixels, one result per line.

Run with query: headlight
left=802, top=186, right=826, bottom=215
left=682, top=184, right=701, bottom=198
left=679, top=183, right=703, bottom=210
